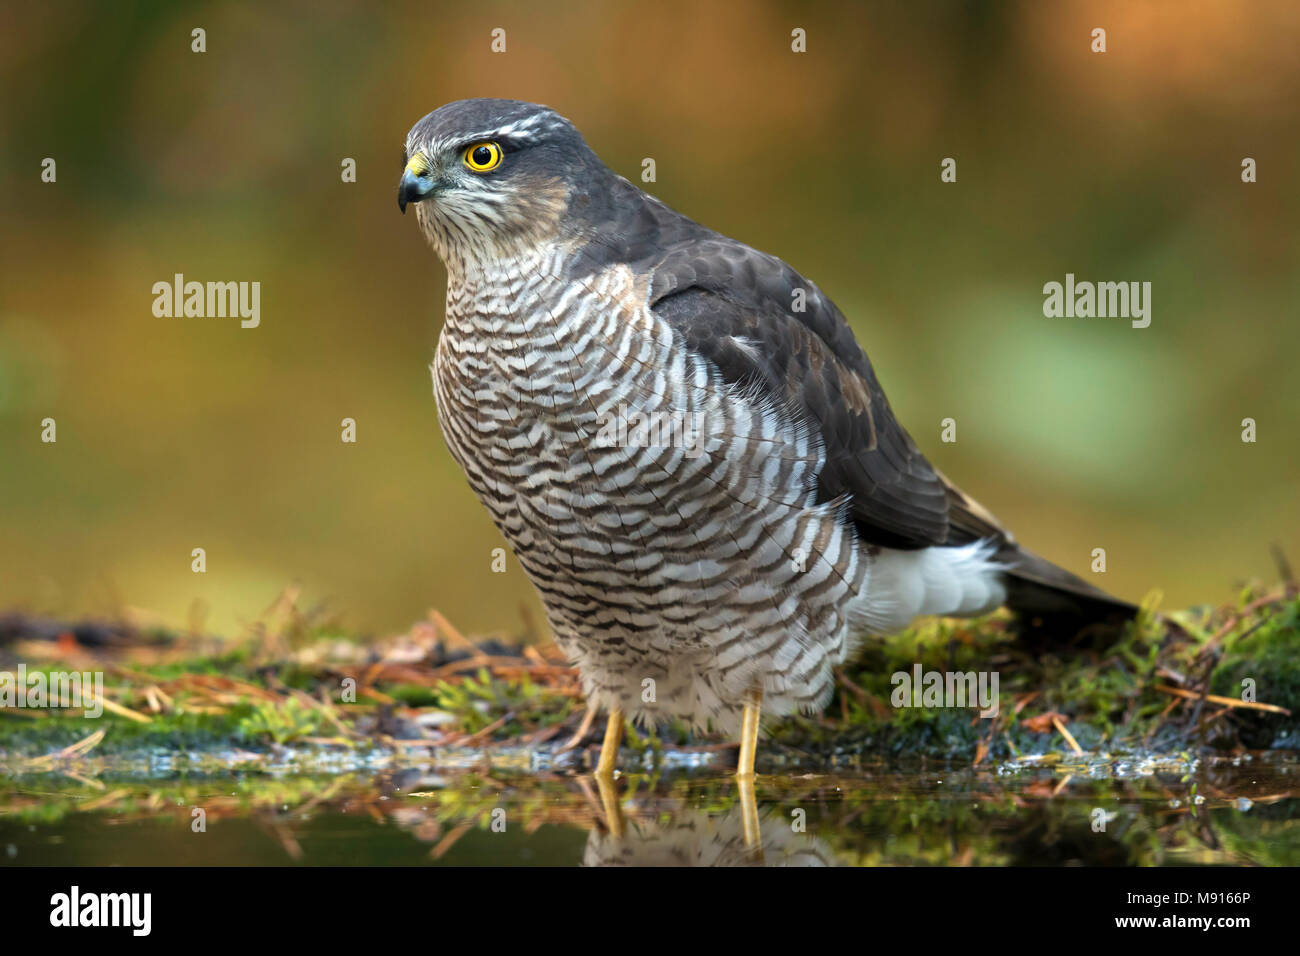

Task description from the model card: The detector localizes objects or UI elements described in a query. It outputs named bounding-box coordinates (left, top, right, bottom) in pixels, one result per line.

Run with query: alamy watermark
left=50, top=886, right=151, bottom=936
left=152, top=273, right=260, bottom=328
left=0, top=665, right=103, bottom=717
left=1042, top=273, right=1151, bottom=329
left=891, top=664, right=999, bottom=718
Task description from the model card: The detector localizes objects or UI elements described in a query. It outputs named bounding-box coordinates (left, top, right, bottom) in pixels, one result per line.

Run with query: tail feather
left=936, top=472, right=1136, bottom=640
left=1000, top=545, right=1137, bottom=642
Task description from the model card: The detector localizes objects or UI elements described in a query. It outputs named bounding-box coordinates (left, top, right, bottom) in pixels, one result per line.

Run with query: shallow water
left=1, top=750, right=1295, bottom=866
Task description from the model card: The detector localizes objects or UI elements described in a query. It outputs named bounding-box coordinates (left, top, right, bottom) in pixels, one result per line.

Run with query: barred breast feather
left=432, top=233, right=1005, bottom=735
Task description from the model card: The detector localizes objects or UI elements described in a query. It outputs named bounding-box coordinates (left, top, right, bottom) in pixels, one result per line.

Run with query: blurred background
left=1, top=0, right=1296, bottom=640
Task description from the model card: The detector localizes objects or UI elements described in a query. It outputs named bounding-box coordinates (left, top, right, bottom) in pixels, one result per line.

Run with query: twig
left=1193, top=590, right=1286, bottom=662
left=428, top=609, right=481, bottom=657
left=557, top=701, right=598, bottom=753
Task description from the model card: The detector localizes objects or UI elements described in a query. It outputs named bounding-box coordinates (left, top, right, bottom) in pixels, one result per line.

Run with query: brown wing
left=645, top=237, right=1005, bottom=551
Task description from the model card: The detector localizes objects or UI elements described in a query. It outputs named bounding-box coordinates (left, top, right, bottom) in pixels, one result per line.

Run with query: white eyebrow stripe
left=414, top=128, right=525, bottom=155
left=410, top=113, right=570, bottom=155
left=455, top=127, right=518, bottom=144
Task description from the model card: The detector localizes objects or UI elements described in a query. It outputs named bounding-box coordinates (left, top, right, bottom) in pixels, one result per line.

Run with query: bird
left=584, top=799, right=836, bottom=868
left=397, top=98, right=1133, bottom=781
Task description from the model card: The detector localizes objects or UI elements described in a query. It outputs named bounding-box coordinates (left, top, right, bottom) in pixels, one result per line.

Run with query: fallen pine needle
left=461, top=714, right=509, bottom=746
left=430, top=822, right=472, bottom=860
left=1051, top=716, right=1083, bottom=755
left=80, top=788, right=131, bottom=811
left=1153, top=684, right=1291, bottom=715
left=428, top=609, right=480, bottom=656
left=87, top=687, right=153, bottom=724
left=57, top=729, right=106, bottom=759
left=63, top=771, right=106, bottom=791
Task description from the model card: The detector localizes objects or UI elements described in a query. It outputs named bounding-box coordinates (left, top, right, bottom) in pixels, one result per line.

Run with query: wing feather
left=645, top=238, right=996, bottom=551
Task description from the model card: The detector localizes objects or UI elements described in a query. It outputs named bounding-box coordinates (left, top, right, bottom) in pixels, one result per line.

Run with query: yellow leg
left=737, top=772, right=762, bottom=857
left=594, top=769, right=626, bottom=840
left=736, top=691, right=764, bottom=857
left=594, top=706, right=624, bottom=777
left=736, top=689, right=762, bottom=778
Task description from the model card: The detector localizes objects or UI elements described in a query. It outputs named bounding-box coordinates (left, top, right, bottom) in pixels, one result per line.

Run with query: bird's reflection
left=583, top=775, right=837, bottom=867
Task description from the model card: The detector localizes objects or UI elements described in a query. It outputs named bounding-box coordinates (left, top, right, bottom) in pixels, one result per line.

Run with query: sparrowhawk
left=398, top=98, right=1132, bottom=780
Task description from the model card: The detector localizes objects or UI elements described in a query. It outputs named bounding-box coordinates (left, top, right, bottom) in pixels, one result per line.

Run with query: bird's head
left=399, top=98, right=602, bottom=271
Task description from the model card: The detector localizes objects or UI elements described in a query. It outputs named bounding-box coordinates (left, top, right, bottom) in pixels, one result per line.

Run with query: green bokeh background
left=1, top=0, right=1297, bottom=639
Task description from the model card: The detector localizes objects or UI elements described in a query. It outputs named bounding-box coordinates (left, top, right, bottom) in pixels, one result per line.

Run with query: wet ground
left=2, top=748, right=1295, bottom=866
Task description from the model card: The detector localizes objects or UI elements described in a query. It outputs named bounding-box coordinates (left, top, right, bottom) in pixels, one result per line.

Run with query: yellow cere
left=404, top=153, right=430, bottom=177
left=403, top=153, right=428, bottom=178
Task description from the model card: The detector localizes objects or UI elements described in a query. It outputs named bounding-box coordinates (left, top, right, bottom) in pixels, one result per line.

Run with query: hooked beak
left=398, top=155, right=435, bottom=213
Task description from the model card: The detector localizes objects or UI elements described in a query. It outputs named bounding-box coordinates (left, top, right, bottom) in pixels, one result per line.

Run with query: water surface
left=3, top=750, right=1294, bottom=866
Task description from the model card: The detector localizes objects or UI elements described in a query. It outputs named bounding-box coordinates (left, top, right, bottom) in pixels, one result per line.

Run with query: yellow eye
left=463, top=142, right=503, bottom=172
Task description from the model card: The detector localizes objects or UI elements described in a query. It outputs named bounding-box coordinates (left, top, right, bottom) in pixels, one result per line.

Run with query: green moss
left=0, top=705, right=254, bottom=756
left=1210, top=596, right=1300, bottom=747
left=2, top=587, right=1296, bottom=765
left=430, top=668, right=574, bottom=737
left=236, top=697, right=326, bottom=744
